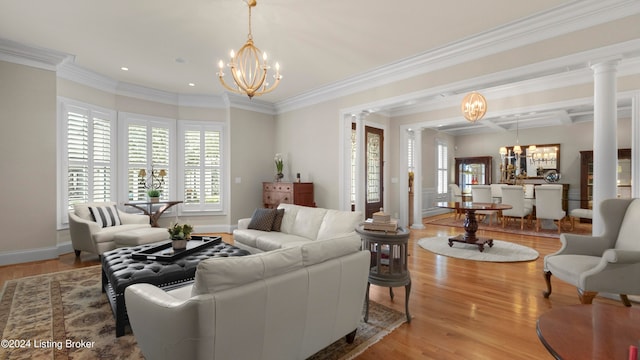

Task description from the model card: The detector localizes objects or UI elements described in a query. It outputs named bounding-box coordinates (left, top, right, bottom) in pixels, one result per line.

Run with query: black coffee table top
left=102, top=240, right=250, bottom=293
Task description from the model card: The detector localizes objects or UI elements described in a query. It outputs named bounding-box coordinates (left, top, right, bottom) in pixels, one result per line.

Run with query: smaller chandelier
left=461, top=92, right=487, bottom=122
left=217, top=0, right=282, bottom=99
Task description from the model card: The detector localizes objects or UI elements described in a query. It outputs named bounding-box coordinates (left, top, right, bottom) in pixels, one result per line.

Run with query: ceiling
left=0, top=0, right=638, bottom=136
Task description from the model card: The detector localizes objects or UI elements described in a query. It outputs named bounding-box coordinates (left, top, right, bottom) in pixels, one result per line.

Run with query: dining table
left=435, top=201, right=512, bottom=252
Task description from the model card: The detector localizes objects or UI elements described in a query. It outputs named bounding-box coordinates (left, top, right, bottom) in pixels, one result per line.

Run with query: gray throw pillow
left=248, top=208, right=277, bottom=231
left=271, top=208, right=285, bottom=232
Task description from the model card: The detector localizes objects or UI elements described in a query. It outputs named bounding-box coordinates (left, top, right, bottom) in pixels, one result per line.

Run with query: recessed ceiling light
left=188, top=83, right=195, bottom=87
left=121, top=67, right=129, bottom=71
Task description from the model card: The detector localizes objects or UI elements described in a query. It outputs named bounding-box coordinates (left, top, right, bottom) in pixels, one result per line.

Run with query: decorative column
left=411, top=129, right=424, bottom=229
left=354, top=113, right=366, bottom=215
left=591, top=59, right=620, bottom=235
left=632, top=92, right=640, bottom=198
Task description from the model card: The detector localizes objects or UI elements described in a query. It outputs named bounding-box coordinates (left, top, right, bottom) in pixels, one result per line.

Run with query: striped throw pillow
left=89, top=205, right=122, bottom=228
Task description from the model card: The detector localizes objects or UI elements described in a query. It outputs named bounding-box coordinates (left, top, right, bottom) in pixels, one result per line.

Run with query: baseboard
left=0, top=244, right=72, bottom=266
left=0, top=226, right=236, bottom=266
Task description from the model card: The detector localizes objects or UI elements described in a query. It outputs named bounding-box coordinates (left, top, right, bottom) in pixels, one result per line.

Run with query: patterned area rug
left=1, top=266, right=405, bottom=360
left=418, top=237, right=539, bottom=262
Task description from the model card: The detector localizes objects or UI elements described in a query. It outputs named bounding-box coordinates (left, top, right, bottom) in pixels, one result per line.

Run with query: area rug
left=0, top=266, right=405, bottom=360
left=418, top=236, right=539, bottom=262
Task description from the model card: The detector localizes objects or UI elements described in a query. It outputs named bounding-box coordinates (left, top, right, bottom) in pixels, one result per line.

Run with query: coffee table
left=537, top=303, right=640, bottom=360
left=435, top=201, right=512, bottom=252
left=101, top=237, right=250, bottom=337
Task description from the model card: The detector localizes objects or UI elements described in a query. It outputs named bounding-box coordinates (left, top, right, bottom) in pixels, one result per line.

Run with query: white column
left=591, top=59, right=620, bottom=235
left=632, top=92, right=640, bottom=198
left=411, top=129, right=424, bottom=229
left=354, top=113, right=366, bottom=215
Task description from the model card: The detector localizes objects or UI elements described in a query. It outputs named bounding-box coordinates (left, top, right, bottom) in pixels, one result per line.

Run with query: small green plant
left=147, top=189, right=161, bottom=197
left=168, top=223, right=193, bottom=240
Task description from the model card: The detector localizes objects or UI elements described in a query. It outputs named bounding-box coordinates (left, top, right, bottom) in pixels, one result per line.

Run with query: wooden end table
left=355, top=225, right=411, bottom=323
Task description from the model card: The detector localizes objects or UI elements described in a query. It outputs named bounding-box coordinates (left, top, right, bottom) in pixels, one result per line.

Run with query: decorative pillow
left=248, top=208, right=277, bottom=232
left=89, top=205, right=122, bottom=228
left=271, top=208, right=285, bottom=232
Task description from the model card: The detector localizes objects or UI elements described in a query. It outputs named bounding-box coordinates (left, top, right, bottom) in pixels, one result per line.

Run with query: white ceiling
left=1, top=0, right=639, bottom=135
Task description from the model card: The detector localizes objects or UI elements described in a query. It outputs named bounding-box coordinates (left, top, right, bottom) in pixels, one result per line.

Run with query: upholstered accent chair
left=500, top=185, right=533, bottom=230
left=543, top=198, right=640, bottom=307
left=68, top=202, right=152, bottom=256
left=534, top=185, right=566, bottom=233
left=471, top=185, right=497, bottom=225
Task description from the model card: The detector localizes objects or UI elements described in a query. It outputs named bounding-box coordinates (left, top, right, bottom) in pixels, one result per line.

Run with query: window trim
left=57, top=97, right=117, bottom=229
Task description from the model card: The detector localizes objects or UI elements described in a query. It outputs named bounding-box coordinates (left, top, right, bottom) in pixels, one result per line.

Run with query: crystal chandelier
left=461, top=92, right=487, bottom=122
left=217, top=0, right=282, bottom=99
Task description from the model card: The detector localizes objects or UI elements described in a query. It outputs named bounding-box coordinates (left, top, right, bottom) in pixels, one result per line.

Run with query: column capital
left=589, top=56, right=622, bottom=72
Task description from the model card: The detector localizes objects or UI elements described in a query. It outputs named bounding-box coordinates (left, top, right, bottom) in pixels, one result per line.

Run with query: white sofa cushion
left=191, top=246, right=303, bottom=296
left=316, top=209, right=363, bottom=240
left=290, top=206, right=327, bottom=240
left=300, top=235, right=362, bottom=266
left=277, top=203, right=301, bottom=234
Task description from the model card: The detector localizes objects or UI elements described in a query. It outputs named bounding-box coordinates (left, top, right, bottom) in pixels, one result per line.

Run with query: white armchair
left=543, top=198, right=640, bottom=306
left=68, top=202, right=151, bottom=256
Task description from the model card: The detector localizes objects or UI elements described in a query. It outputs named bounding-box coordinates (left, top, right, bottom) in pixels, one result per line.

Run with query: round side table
left=355, top=224, right=411, bottom=323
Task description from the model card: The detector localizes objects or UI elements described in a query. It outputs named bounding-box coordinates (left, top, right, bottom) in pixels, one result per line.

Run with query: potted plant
left=168, top=223, right=193, bottom=250
left=147, top=189, right=161, bottom=203
left=274, top=153, right=284, bottom=181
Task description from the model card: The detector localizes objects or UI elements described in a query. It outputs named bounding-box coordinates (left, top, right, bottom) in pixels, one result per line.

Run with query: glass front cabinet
left=455, top=156, right=492, bottom=196
left=579, top=149, right=631, bottom=209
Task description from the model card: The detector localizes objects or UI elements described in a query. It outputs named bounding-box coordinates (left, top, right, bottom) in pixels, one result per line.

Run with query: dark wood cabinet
left=579, top=149, right=631, bottom=209
left=455, top=156, right=492, bottom=195
left=263, top=182, right=315, bottom=208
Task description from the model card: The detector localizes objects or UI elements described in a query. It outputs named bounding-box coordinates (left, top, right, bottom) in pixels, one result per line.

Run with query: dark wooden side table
left=537, top=303, right=640, bottom=360
left=124, top=200, right=183, bottom=227
left=355, top=224, right=411, bottom=323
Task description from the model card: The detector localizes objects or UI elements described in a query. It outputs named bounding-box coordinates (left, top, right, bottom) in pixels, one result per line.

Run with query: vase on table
left=172, top=239, right=187, bottom=250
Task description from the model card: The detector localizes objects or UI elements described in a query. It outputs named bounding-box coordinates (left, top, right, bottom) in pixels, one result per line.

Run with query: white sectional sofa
left=233, top=203, right=364, bottom=253
left=125, top=236, right=371, bottom=360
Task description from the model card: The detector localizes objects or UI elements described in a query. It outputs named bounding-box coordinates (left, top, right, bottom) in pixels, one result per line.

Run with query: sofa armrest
left=119, top=211, right=150, bottom=225
left=237, top=218, right=251, bottom=230
left=125, top=284, right=215, bottom=360
left=68, top=212, right=101, bottom=253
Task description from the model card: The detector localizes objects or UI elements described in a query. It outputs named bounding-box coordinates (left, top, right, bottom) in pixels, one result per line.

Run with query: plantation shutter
left=437, top=141, right=448, bottom=195
left=127, top=121, right=172, bottom=201
left=181, top=123, right=223, bottom=211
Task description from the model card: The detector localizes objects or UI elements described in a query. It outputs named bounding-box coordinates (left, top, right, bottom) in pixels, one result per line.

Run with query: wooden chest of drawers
left=263, top=182, right=315, bottom=208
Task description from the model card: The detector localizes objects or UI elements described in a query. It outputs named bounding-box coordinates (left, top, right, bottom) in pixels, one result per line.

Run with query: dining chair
left=500, top=185, right=533, bottom=230
left=471, top=185, right=497, bottom=226
left=449, top=184, right=464, bottom=219
left=534, top=185, right=566, bottom=233
left=490, top=183, right=503, bottom=203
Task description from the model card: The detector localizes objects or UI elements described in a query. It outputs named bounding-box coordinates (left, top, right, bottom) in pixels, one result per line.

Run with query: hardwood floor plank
left=0, top=221, right=625, bottom=359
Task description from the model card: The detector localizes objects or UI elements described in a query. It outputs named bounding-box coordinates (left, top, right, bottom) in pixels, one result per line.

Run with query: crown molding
left=274, top=0, right=640, bottom=114
left=0, top=37, right=74, bottom=71
left=389, top=39, right=640, bottom=117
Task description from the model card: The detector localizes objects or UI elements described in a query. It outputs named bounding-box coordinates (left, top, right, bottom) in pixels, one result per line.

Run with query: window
left=178, top=121, right=224, bottom=212
left=119, top=113, right=175, bottom=203
left=436, top=140, right=448, bottom=195
left=58, top=98, right=116, bottom=227
left=407, top=130, right=415, bottom=171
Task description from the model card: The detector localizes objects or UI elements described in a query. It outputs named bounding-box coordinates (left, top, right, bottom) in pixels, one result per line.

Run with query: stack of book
left=363, top=210, right=398, bottom=232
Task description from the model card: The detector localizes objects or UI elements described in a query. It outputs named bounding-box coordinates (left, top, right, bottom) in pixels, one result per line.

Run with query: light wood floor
left=0, top=216, right=624, bottom=359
